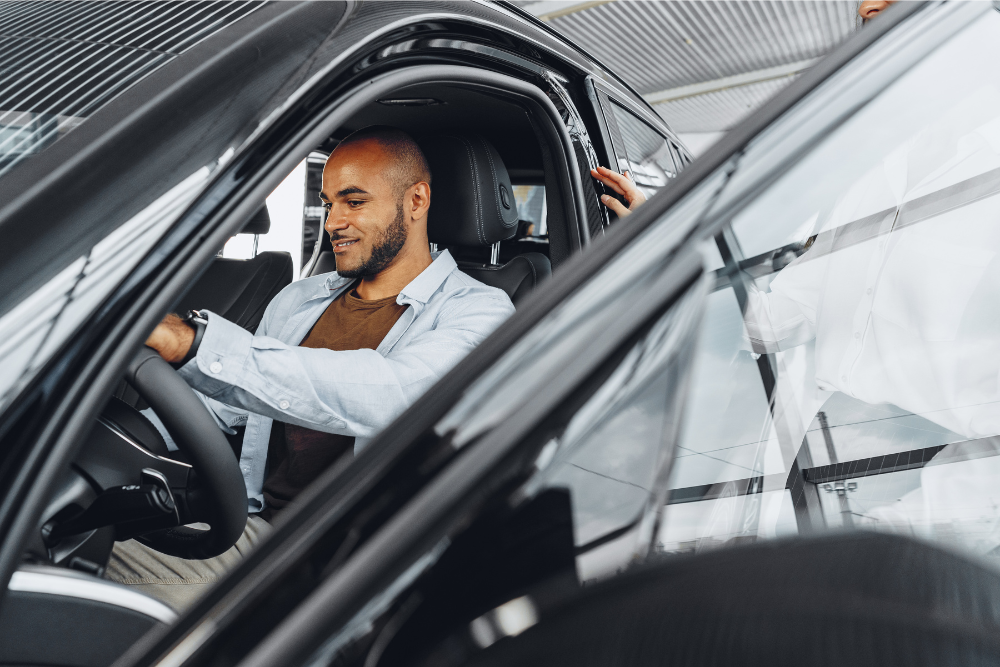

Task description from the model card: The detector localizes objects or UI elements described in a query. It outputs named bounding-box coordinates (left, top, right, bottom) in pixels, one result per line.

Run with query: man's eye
left=348, top=200, right=364, bottom=207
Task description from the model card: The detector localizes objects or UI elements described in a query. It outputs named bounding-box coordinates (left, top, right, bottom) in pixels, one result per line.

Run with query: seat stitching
left=456, top=135, right=484, bottom=246
left=524, top=256, right=537, bottom=283
left=480, top=136, right=507, bottom=236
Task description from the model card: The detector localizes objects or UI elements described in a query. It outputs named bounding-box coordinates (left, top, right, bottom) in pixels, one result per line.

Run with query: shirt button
left=279, top=400, right=290, bottom=410
left=854, top=332, right=861, bottom=339
left=209, top=362, right=223, bottom=374
left=842, top=375, right=847, bottom=381
left=866, top=288, right=872, bottom=295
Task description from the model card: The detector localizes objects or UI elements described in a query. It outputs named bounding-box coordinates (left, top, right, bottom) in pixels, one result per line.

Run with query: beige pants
left=105, top=516, right=272, bottom=611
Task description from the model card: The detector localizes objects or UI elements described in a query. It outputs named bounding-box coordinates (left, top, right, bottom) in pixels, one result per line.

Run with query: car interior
left=1, top=80, right=580, bottom=667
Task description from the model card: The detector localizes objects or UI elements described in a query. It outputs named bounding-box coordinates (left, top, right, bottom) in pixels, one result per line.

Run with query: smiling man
left=108, top=126, right=515, bottom=608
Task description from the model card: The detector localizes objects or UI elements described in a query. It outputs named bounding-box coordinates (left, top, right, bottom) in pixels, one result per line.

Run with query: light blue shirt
left=171, top=250, right=515, bottom=512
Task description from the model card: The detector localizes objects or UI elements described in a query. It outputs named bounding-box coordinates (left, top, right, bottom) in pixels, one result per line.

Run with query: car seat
left=174, top=206, right=293, bottom=332
left=420, top=133, right=551, bottom=305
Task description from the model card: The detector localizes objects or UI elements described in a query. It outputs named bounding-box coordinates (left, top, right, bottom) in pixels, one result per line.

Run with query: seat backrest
left=175, top=206, right=292, bottom=332
left=458, top=253, right=552, bottom=305
left=418, top=134, right=551, bottom=304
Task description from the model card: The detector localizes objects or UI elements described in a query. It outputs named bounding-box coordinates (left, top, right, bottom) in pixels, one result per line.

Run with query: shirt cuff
left=178, top=310, right=253, bottom=396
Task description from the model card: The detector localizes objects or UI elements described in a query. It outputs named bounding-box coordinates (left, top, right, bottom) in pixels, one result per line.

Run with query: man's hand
left=591, top=166, right=647, bottom=217
left=146, top=313, right=195, bottom=364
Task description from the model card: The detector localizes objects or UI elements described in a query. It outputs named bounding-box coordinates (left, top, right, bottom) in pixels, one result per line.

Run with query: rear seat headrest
left=418, top=134, right=519, bottom=247
left=240, top=206, right=270, bottom=235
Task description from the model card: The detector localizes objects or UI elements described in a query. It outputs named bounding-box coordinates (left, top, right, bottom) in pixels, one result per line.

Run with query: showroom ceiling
left=514, top=1, right=860, bottom=150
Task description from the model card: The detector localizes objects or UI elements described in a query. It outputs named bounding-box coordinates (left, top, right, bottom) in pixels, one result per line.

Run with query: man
left=106, top=126, right=515, bottom=608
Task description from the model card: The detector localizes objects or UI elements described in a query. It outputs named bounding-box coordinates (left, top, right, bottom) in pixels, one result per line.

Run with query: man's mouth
left=333, top=239, right=358, bottom=252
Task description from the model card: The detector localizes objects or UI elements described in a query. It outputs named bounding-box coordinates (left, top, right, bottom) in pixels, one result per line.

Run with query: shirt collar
left=321, top=249, right=458, bottom=304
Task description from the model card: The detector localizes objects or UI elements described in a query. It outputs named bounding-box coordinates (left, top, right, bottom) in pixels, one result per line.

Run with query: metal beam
left=519, top=0, right=614, bottom=21
left=644, top=58, right=819, bottom=105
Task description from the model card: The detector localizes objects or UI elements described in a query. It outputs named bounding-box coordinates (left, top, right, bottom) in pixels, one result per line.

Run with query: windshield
left=663, top=6, right=1000, bottom=560
left=0, top=0, right=259, bottom=180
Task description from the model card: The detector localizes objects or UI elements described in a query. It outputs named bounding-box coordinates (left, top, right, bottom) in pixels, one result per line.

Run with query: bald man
left=107, top=126, right=515, bottom=608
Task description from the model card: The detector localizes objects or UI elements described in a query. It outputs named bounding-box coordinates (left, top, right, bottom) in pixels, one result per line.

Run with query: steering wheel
left=123, top=346, right=247, bottom=559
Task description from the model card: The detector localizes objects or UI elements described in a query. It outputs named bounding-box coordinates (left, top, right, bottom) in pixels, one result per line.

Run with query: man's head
left=321, top=126, right=432, bottom=279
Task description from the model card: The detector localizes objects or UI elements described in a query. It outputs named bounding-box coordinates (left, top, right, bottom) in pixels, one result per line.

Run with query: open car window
left=662, top=7, right=1000, bottom=559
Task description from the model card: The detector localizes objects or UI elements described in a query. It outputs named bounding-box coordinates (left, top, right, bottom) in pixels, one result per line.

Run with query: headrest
left=419, top=134, right=519, bottom=247
left=240, top=206, right=270, bottom=235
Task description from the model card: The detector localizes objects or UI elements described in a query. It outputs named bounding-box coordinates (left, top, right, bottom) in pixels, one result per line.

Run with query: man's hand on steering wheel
left=591, top=166, right=647, bottom=217
left=146, top=313, right=196, bottom=364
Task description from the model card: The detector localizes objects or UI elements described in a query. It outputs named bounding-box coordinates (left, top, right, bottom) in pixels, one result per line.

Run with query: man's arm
left=591, top=167, right=647, bottom=217
left=171, top=293, right=514, bottom=438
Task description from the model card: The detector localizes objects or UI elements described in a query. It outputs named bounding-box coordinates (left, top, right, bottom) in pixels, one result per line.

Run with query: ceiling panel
left=514, top=1, right=859, bottom=137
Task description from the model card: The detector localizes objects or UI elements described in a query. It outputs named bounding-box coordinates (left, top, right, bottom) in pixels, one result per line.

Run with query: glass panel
left=519, top=277, right=708, bottom=582
left=670, top=287, right=773, bottom=489
left=224, top=160, right=307, bottom=278
left=512, top=185, right=547, bottom=237
left=666, top=8, right=1000, bottom=562
left=608, top=101, right=677, bottom=197
left=0, top=1, right=260, bottom=179
left=0, top=166, right=213, bottom=411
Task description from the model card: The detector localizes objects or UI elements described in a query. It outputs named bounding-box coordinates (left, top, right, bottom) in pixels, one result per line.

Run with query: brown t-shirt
left=260, top=288, right=407, bottom=521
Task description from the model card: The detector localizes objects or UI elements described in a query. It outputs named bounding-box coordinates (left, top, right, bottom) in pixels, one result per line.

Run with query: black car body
left=3, top=1, right=1000, bottom=666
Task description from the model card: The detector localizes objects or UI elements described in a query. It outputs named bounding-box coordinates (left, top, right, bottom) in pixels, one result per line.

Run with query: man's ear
left=409, top=181, right=431, bottom=221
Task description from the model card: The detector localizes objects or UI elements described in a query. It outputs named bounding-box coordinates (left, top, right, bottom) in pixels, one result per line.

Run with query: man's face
left=321, top=140, right=408, bottom=279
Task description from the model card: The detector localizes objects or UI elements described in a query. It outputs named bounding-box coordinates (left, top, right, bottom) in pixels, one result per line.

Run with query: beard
left=334, top=202, right=408, bottom=279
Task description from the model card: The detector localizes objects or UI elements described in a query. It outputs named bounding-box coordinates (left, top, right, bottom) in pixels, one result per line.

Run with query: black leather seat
left=175, top=206, right=292, bottom=332
left=420, top=134, right=551, bottom=305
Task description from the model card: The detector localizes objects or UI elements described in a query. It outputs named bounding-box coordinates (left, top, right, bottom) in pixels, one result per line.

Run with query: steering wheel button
left=209, top=362, right=223, bottom=374
left=279, top=400, right=290, bottom=410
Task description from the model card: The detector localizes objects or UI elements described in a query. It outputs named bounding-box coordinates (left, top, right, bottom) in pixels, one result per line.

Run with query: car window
left=223, top=160, right=308, bottom=278
left=512, top=185, right=547, bottom=238
left=607, top=100, right=678, bottom=197
left=0, top=1, right=259, bottom=180
left=662, top=7, right=1000, bottom=560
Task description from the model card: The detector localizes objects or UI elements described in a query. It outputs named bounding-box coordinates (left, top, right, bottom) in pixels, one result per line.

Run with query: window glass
left=512, top=185, right=547, bottom=237
left=0, top=1, right=259, bottom=180
left=223, top=160, right=307, bottom=278
left=609, top=101, right=677, bottom=197
left=665, top=9, right=1000, bottom=562
left=0, top=166, right=212, bottom=411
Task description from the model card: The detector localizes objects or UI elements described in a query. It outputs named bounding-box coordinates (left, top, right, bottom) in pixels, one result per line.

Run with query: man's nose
left=325, top=209, right=350, bottom=235
left=858, top=0, right=894, bottom=20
